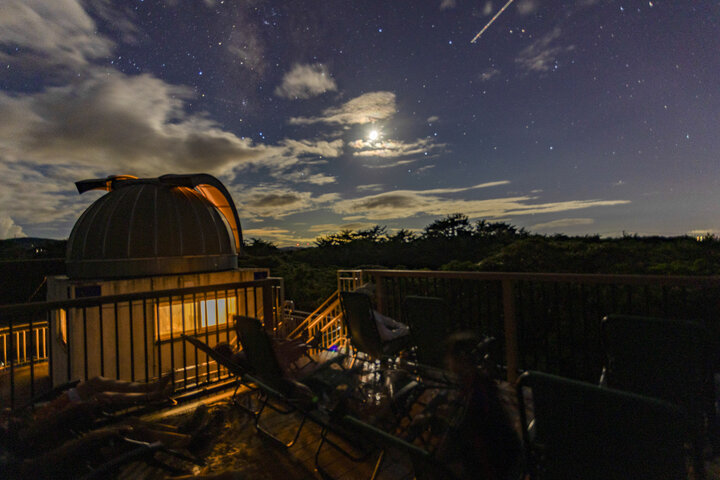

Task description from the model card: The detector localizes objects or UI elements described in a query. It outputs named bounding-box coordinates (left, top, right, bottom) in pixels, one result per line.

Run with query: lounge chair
left=599, top=314, right=710, bottom=478
left=236, top=315, right=411, bottom=480
left=79, top=437, right=202, bottom=480
left=517, top=371, right=691, bottom=480
left=181, top=334, right=260, bottom=414
left=234, top=315, right=349, bottom=448
left=339, top=291, right=409, bottom=362
left=340, top=415, right=460, bottom=480
left=402, top=295, right=451, bottom=369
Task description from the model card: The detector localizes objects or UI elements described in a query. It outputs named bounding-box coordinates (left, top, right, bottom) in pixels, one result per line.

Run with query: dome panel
left=67, top=176, right=240, bottom=279
left=127, top=184, right=157, bottom=258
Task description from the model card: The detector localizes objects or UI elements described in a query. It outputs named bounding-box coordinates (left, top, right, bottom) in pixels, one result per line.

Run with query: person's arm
left=373, top=310, right=407, bottom=330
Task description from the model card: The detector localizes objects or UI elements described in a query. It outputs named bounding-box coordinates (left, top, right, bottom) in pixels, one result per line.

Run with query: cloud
left=224, top=17, right=266, bottom=76
left=414, top=165, right=436, bottom=175
left=440, top=0, right=457, bottom=10
left=254, top=138, right=344, bottom=175
left=529, top=218, right=595, bottom=231
left=0, top=160, right=88, bottom=233
left=479, top=67, right=501, bottom=81
left=515, top=28, right=575, bottom=73
left=0, top=0, right=113, bottom=70
left=283, top=169, right=337, bottom=185
left=516, top=0, right=539, bottom=15
left=275, top=63, right=337, bottom=99
left=356, top=184, right=385, bottom=192
left=0, top=72, right=264, bottom=176
left=332, top=185, right=629, bottom=221
left=308, top=222, right=377, bottom=233
left=289, top=92, right=397, bottom=125
left=482, top=2, right=494, bottom=16
left=279, top=139, right=344, bottom=158
left=363, top=159, right=418, bottom=170
left=242, top=226, right=316, bottom=246
left=689, top=229, right=718, bottom=236
left=0, top=216, right=26, bottom=239
left=348, top=137, right=444, bottom=160
left=83, top=0, right=141, bottom=45
left=236, top=186, right=339, bottom=219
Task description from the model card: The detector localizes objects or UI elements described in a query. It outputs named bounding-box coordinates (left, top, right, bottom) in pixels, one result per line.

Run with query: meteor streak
left=471, top=0, right=518, bottom=43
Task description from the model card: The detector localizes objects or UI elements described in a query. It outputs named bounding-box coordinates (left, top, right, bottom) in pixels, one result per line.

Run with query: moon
left=368, top=130, right=379, bottom=141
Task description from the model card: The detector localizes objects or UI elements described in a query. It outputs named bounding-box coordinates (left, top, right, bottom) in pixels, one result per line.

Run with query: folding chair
left=180, top=334, right=259, bottom=414
left=517, top=371, right=691, bottom=480
left=339, top=291, right=408, bottom=362
left=600, top=314, right=709, bottom=477
left=234, top=315, right=347, bottom=448
left=402, top=295, right=451, bottom=369
left=340, top=415, right=460, bottom=480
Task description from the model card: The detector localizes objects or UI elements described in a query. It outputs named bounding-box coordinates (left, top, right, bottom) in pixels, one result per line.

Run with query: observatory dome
left=66, top=174, right=243, bottom=279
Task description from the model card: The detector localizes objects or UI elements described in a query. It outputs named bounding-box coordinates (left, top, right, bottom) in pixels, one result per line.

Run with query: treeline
left=239, top=214, right=720, bottom=310
left=3, top=215, right=717, bottom=310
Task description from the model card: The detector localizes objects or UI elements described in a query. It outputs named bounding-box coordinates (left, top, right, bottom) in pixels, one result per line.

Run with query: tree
left=424, top=213, right=472, bottom=239
left=475, top=220, right=527, bottom=239
left=356, top=225, right=387, bottom=242
left=388, top=228, right=417, bottom=243
left=244, top=238, right=278, bottom=255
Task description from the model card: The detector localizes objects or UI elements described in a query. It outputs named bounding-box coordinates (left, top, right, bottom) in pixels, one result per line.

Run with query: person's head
left=444, top=331, right=480, bottom=374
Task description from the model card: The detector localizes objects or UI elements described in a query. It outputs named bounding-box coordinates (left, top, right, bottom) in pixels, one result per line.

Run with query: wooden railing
left=287, top=270, right=365, bottom=350
left=360, top=270, right=720, bottom=382
left=0, top=278, right=284, bottom=409
left=1, top=322, right=48, bottom=369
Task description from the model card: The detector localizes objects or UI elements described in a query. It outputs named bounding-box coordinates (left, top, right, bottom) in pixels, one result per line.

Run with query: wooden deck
left=117, top=388, right=415, bottom=480
left=114, top=381, right=720, bottom=480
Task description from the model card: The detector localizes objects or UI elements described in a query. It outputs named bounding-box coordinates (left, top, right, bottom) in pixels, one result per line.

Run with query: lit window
left=156, top=294, right=237, bottom=339
left=57, top=308, right=67, bottom=345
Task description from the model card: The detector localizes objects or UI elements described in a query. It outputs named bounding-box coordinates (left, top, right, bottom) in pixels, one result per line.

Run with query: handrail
left=0, top=278, right=282, bottom=320
left=307, top=298, right=341, bottom=331
left=287, top=289, right=339, bottom=339
left=364, top=269, right=720, bottom=286
left=1, top=276, right=286, bottom=409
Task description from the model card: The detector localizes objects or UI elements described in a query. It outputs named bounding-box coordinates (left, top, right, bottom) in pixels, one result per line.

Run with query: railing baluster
left=114, top=302, right=120, bottom=379
left=29, top=315, right=35, bottom=399
left=156, top=298, right=163, bottom=381
left=143, top=298, right=149, bottom=382
left=169, top=296, right=175, bottom=381
left=98, top=304, right=105, bottom=377
left=9, top=318, right=14, bottom=407
left=66, top=308, right=72, bottom=382
left=501, top=279, right=520, bottom=383
left=204, top=292, right=210, bottom=384
left=226, top=289, right=232, bottom=345
left=129, top=301, right=135, bottom=382
left=214, top=293, right=220, bottom=379
left=47, top=310, right=53, bottom=386
left=82, top=307, right=88, bottom=381
left=180, top=295, right=187, bottom=389
left=192, top=293, right=199, bottom=387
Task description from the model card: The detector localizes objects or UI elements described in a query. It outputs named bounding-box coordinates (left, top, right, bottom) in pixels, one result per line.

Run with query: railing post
left=375, top=274, right=385, bottom=315
left=502, top=279, right=520, bottom=383
left=262, top=279, right=276, bottom=333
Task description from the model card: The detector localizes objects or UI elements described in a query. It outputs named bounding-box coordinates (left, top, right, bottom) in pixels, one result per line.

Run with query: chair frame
left=600, top=314, right=710, bottom=478
left=517, top=370, right=691, bottom=480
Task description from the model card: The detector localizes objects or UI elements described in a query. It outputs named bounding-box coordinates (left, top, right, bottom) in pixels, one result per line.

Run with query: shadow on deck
left=0, top=363, right=51, bottom=408
left=118, top=388, right=413, bottom=480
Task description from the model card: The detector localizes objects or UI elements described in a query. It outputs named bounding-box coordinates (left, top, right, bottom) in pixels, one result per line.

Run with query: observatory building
left=48, top=174, right=268, bottom=386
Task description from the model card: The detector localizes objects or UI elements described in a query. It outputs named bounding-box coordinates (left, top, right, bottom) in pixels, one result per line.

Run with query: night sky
left=1, top=1, right=718, bottom=245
